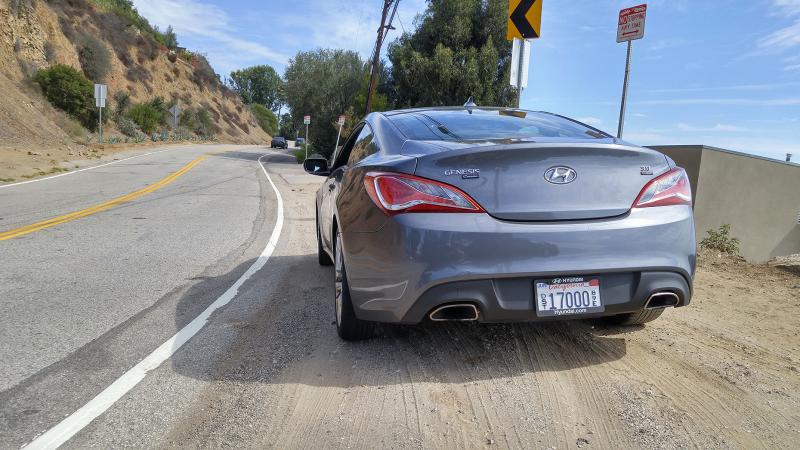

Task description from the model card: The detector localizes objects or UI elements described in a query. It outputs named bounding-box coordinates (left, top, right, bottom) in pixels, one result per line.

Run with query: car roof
left=380, top=106, right=534, bottom=116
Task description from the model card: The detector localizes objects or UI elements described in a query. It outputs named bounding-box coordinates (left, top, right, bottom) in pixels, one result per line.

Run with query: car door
left=319, top=123, right=370, bottom=251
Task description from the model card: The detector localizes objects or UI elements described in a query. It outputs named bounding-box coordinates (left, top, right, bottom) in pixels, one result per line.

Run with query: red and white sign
left=337, top=115, right=345, bottom=126
left=617, top=4, right=647, bottom=43
left=303, top=115, right=311, bottom=125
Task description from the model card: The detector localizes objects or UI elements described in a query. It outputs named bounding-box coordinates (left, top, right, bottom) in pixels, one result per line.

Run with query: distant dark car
left=295, top=137, right=305, bottom=148
left=271, top=137, right=287, bottom=149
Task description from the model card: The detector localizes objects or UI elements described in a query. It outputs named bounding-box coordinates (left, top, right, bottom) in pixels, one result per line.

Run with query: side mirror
left=303, top=157, right=330, bottom=176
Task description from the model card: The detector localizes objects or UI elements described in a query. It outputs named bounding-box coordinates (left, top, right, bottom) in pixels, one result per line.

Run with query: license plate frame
left=534, top=276, right=604, bottom=317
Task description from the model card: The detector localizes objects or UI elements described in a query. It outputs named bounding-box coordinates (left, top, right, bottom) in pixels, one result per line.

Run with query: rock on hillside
left=0, top=0, right=270, bottom=179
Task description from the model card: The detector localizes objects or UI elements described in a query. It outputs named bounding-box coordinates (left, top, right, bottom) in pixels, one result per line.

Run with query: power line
left=365, top=0, right=400, bottom=114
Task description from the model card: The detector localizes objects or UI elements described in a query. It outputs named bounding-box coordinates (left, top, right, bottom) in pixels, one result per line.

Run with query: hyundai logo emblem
left=544, top=166, right=577, bottom=184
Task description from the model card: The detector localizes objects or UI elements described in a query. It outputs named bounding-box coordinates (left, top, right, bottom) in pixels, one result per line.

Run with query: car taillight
left=363, top=172, right=484, bottom=216
left=632, top=167, right=692, bottom=208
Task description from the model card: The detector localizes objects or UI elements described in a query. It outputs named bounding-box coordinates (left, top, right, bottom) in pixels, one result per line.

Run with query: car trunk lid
left=410, top=141, right=670, bottom=221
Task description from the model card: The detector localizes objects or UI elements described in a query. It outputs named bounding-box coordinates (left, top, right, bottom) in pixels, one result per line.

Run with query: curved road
left=0, top=144, right=797, bottom=449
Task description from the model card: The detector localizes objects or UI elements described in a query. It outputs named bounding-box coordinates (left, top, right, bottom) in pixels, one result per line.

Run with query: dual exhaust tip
left=428, top=292, right=680, bottom=321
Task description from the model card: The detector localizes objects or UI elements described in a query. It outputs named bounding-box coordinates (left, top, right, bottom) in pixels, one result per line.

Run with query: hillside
left=0, top=0, right=270, bottom=181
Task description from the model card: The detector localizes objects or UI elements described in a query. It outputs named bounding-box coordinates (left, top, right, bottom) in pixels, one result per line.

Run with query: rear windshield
left=388, top=109, right=608, bottom=141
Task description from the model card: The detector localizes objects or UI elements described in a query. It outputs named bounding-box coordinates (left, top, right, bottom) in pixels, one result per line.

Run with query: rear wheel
left=604, top=308, right=664, bottom=325
left=334, top=232, right=374, bottom=341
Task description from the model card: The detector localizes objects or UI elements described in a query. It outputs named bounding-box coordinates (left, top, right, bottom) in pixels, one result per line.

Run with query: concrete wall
left=652, top=145, right=703, bottom=204
left=651, top=145, right=800, bottom=262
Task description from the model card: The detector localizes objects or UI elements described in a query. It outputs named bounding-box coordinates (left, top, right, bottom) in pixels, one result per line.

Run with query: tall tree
left=229, top=65, right=283, bottom=110
left=283, top=49, right=365, bottom=157
left=387, top=0, right=515, bottom=108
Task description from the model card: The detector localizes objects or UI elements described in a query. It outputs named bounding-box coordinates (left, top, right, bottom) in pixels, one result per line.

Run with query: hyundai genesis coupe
left=303, top=107, right=695, bottom=340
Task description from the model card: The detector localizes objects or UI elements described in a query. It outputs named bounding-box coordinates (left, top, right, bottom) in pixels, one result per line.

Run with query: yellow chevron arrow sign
left=507, top=0, right=542, bottom=40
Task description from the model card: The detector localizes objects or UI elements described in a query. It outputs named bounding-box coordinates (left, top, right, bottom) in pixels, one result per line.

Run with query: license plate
left=535, top=277, right=603, bottom=317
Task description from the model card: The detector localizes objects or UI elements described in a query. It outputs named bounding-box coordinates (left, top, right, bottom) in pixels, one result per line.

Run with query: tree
left=251, top=103, right=278, bottom=135
left=34, top=64, right=97, bottom=129
left=229, top=65, right=283, bottom=110
left=162, top=25, right=179, bottom=50
left=278, top=113, right=296, bottom=139
left=283, top=49, right=366, bottom=157
left=387, top=0, right=515, bottom=108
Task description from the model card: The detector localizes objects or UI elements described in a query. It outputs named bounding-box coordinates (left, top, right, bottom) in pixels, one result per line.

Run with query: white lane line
left=0, top=147, right=183, bottom=189
left=23, top=153, right=284, bottom=449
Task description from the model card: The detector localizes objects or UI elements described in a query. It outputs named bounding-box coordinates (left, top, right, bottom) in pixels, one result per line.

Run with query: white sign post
left=334, top=115, right=345, bottom=154
left=169, top=104, right=181, bottom=128
left=303, top=115, right=311, bottom=159
left=509, top=38, right=531, bottom=108
left=94, top=84, right=107, bottom=143
left=616, top=4, right=647, bottom=139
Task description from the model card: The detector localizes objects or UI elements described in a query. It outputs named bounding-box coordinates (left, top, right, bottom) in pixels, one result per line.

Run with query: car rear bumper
left=342, top=205, right=696, bottom=324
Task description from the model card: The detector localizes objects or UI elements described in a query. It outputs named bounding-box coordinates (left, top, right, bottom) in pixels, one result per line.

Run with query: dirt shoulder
left=0, top=140, right=225, bottom=184
left=160, top=162, right=800, bottom=449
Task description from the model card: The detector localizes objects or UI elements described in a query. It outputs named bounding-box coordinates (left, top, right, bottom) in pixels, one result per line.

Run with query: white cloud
left=773, top=0, right=800, bottom=16
left=675, top=123, right=751, bottom=132
left=576, top=116, right=602, bottom=126
left=647, top=38, right=687, bottom=52
left=276, top=0, right=426, bottom=61
left=628, top=98, right=800, bottom=106
left=648, top=81, right=800, bottom=94
left=759, top=21, right=800, bottom=49
left=133, top=0, right=289, bottom=75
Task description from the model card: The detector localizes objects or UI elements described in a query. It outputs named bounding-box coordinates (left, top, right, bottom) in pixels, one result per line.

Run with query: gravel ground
left=152, top=163, right=800, bottom=448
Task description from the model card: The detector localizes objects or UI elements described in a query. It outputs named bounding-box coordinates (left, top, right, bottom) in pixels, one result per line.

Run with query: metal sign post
left=616, top=4, right=647, bottom=139
left=510, top=38, right=531, bottom=108
left=334, top=115, right=345, bottom=153
left=303, top=115, right=311, bottom=159
left=94, top=84, right=107, bottom=143
left=507, top=0, right=541, bottom=109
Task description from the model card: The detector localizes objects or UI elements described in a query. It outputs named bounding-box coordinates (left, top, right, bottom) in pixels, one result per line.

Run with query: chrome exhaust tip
left=645, top=292, right=680, bottom=309
left=429, top=304, right=479, bottom=321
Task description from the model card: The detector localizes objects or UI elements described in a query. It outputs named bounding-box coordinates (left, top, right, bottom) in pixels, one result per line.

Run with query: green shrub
left=34, top=64, right=96, bottom=129
left=77, top=34, right=111, bottom=82
left=190, top=54, right=219, bottom=87
left=116, top=116, right=143, bottom=137
left=250, top=103, right=277, bottom=135
left=700, top=224, right=740, bottom=255
left=293, top=149, right=305, bottom=164
left=89, top=0, right=175, bottom=50
left=127, top=102, right=163, bottom=134
left=114, top=91, right=131, bottom=113
left=178, top=107, right=214, bottom=136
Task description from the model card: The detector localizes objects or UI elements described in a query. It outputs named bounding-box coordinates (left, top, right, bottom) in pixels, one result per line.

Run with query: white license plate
left=535, top=277, right=604, bottom=317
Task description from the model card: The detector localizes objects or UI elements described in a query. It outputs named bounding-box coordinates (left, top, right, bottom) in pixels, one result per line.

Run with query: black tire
left=334, top=232, right=374, bottom=341
left=603, top=308, right=664, bottom=326
left=317, top=212, right=333, bottom=266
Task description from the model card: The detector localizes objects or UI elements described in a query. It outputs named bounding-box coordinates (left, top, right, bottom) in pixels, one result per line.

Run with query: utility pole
left=365, top=0, right=398, bottom=114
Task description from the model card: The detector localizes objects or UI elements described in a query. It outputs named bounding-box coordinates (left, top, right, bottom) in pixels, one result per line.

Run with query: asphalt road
left=1, top=144, right=797, bottom=449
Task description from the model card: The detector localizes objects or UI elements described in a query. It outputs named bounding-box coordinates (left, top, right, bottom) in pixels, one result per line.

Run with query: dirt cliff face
left=0, top=0, right=270, bottom=180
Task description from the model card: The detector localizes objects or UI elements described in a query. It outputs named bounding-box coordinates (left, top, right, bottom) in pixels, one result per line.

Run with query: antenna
left=463, top=96, right=477, bottom=108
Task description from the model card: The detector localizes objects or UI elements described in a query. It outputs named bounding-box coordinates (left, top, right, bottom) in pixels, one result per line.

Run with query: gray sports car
left=303, top=107, right=695, bottom=340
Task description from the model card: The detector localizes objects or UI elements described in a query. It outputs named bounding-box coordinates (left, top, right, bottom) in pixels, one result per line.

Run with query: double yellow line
left=0, top=155, right=207, bottom=241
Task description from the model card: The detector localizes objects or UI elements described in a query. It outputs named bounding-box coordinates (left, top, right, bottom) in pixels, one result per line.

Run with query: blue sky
left=133, top=0, right=800, bottom=160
